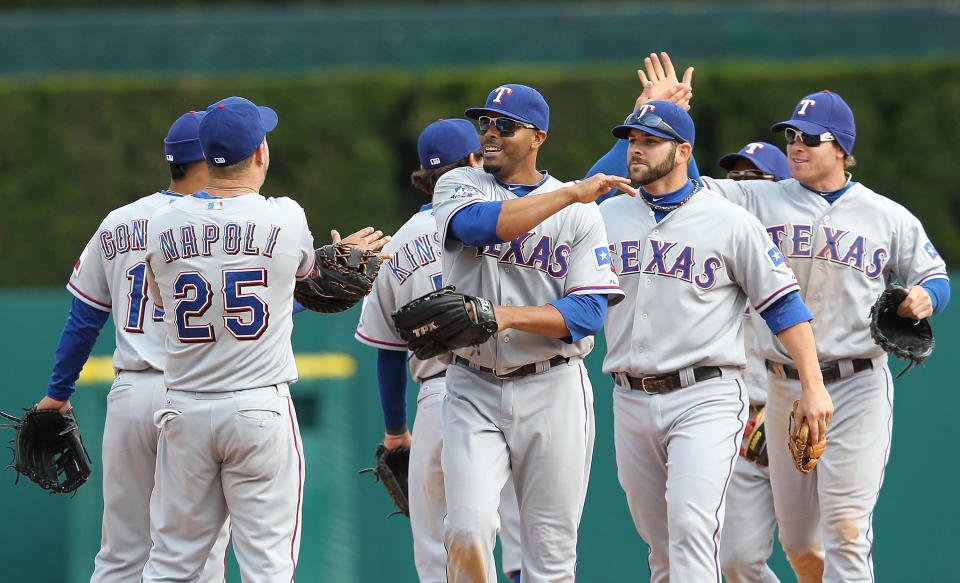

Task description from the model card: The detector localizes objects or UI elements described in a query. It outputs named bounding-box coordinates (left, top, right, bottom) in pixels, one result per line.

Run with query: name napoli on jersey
left=611, top=238, right=724, bottom=289
left=765, top=223, right=890, bottom=278
left=157, top=221, right=282, bottom=263
left=475, top=231, right=571, bottom=278
left=385, top=231, right=442, bottom=285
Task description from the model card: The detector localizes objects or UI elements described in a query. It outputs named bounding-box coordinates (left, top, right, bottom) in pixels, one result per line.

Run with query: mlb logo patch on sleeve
left=767, top=246, right=785, bottom=267
left=594, top=246, right=612, bottom=271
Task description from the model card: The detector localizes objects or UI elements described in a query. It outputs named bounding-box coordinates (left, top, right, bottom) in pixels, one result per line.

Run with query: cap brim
left=611, top=124, right=678, bottom=141
left=770, top=119, right=828, bottom=135
left=464, top=107, right=538, bottom=129
left=258, top=106, right=279, bottom=133
left=717, top=153, right=746, bottom=171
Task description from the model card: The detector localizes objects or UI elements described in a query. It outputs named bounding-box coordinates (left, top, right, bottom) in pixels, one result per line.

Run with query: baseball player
left=34, top=111, right=228, bottom=582
left=140, top=96, right=390, bottom=582
left=355, top=118, right=524, bottom=583
left=699, top=89, right=951, bottom=582
left=599, top=100, right=832, bottom=583
left=714, top=141, right=792, bottom=583
left=432, top=84, right=634, bottom=583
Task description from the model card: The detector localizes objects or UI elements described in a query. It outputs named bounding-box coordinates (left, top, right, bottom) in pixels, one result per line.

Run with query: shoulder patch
left=593, top=245, right=612, bottom=271
left=766, top=246, right=786, bottom=267
left=924, top=241, right=940, bottom=260
left=451, top=185, right=481, bottom=200
left=73, top=247, right=89, bottom=277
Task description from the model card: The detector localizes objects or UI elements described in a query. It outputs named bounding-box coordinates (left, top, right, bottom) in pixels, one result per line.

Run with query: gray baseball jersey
left=701, top=177, right=949, bottom=362
left=600, top=188, right=801, bottom=375
left=433, top=167, right=624, bottom=371
left=355, top=206, right=446, bottom=384
left=69, top=191, right=177, bottom=372
left=145, top=192, right=314, bottom=391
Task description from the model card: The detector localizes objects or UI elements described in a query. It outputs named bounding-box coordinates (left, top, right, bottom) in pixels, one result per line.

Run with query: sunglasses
left=625, top=112, right=687, bottom=143
left=784, top=127, right=836, bottom=147
left=477, top=116, right=537, bottom=136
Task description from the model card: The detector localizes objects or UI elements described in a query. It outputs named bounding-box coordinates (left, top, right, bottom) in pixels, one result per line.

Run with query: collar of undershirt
left=494, top=172, right=551, bottom=197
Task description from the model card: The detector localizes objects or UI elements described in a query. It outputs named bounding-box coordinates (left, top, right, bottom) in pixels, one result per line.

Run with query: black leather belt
left=419, top=371, right=447, bottom=382
left=453, top=355, right=569, bottom=379
left=765, top=358, right=873, bottom=382
left=617, top=366, right=723, bottom=395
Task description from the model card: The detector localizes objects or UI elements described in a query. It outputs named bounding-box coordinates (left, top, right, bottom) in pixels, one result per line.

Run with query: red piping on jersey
left=916, top=272, right=949, bottom=285
left=565, top=285, right=623, bottom=295
left=67, top=282, right=112, bottom=309
left=355, top=330, right=407, bottom=349
left=754, top=283, right=800, bottom=310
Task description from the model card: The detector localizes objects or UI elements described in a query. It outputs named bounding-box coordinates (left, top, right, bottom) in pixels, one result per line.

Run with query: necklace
left=640, top=179, right=701, bottom=212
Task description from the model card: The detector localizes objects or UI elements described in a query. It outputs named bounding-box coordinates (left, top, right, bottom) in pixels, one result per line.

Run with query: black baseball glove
left=0, top=406, right=92, bottom=494
left=360, top=444, right=410, bottom=518
left=869, top=284, right=935, bottom=378
left=294, top=243, right=382, bottom=313
left=391, top=286, right=498, bottom=360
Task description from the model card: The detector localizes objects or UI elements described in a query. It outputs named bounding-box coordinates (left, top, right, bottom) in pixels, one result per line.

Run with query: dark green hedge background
left=2, top=58, right=958, bottom=286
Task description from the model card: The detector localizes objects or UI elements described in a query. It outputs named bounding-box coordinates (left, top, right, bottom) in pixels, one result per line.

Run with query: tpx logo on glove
left=412, top=321, right=439, bottom=338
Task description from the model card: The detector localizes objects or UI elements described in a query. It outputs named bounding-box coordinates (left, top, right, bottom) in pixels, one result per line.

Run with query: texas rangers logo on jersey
left=476, top=231, right=570, bottom=278
left=593, top=245, right=612, bottom=271
left=611, top=239, right=724, bottom=289
left=766, top=223, right=887, bottom=278
left=924, top=241, right=940, bottom=260
left=767, top=246, right=785, bottom=267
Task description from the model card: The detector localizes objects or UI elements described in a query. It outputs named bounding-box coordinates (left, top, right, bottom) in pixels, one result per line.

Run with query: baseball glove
left=392, top=286, right=498, bottom=361
left=740, top=406, right=768, bottom=467
left=788, top=400, right=826, bottom=475
left=0, top=406, right=92, bottom=494
left=359, top=444, right=410, bottom=518
left=294, top=244, right=382, bottom=313
left=869, top=284, right=935, bottom=378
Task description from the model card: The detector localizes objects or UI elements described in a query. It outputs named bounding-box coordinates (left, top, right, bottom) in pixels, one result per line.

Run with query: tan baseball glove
left=788, top=400, right=827, bottom=474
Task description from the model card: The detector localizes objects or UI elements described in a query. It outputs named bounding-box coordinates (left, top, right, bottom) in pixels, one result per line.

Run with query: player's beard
left=630, top=142, right=677, bottom=186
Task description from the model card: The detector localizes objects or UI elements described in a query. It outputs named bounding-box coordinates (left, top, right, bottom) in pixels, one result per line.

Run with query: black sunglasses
left=478, top=115, right=537, bottom=136
left=625, top=112, right=687, bottom=144
left=784, top=127, right=836, bottom=148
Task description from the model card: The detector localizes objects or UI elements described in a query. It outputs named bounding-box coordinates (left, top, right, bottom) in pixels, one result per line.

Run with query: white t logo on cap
left=797, top=99, right=817, bottom=116
left=492, top=87, right=513, bottom=104
left=637, top=104, right=656, bottom=117
left=744, top=142, right=765, bottom=155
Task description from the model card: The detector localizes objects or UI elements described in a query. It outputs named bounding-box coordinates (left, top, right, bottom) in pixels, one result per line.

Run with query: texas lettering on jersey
left=384, top=231, right=442, bottom=286
left=156, top=222, right=282, bottom=263
left=610, top=238, right=724, bottom=289
left=475, top=231, right=570, bottom=278
left=765, top=223, right=887, bottom=278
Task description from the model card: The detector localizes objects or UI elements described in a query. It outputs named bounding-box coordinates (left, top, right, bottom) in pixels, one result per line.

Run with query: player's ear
left=675, top=142, right=693, bottom=166
left=530, top=129, right=547, bottom=151
left=254, top=139, right=268, bottom=166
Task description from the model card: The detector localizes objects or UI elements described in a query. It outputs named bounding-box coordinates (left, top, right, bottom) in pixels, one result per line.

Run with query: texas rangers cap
left=611, top=100, right=695, bottom=146
left=464, top=84, right=550, bottom=132
left=163, top=111, right=206, bottom=164
left=199, top=96, right=278, bottom=166
left=417, top=119, right=481, bottom=169
left=770, top=90, right=856, bottom=154
left=718, top=142, right=792, bottom=181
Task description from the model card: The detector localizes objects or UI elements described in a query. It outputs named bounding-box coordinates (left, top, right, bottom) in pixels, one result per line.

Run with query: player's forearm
left=496, top=188, right=579, bottom=241
left=47, top=298, right=109, bottom=400
left=775, top=321, right=824, bottom=391
left=493, top=304, right=570, bottom=339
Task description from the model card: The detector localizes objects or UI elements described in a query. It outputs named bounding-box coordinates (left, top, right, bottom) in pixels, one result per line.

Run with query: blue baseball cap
left=417, top=119, right=481, bottom=169
left=771, top=90, right=856, bottom=154
left=611, top=101, right=695, bottom=146
left=464, top=84, right=549, bottom=132
left=718, top=142, right=792, bottom=181
left=199, top=96, right=278, bottom=166
left=163, top=111, right=206, bottom=164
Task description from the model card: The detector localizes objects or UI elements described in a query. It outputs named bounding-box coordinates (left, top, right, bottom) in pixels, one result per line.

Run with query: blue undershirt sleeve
left=548, top=293, right=609, bottom=343
left=47, top=297, right=110, bottom=401
left=377, top=348, right=409, bottom=433
left=448, top=201, right=505, bottom=247
left=758, top=291, right=813, bottom=335
left=293, top=299, right=306, bottom=315
left=920, top=278, right=950, bottom=315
